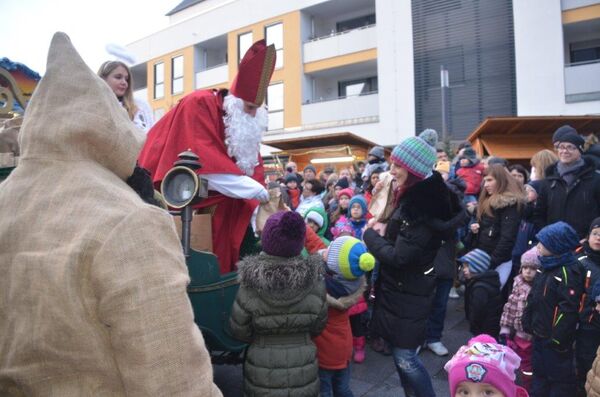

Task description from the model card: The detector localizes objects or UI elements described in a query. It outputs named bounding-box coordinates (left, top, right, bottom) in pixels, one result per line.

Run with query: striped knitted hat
left=327, top=236, right=375, bottom=280
left=459, top=249, right=491, bottom=274
left=390, top=129, right=438, bottom=179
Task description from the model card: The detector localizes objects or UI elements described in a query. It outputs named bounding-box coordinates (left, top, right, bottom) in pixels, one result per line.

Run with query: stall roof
left=467, top=115, right=600, bottom=159
left=263, top=132, right=380, bottom=151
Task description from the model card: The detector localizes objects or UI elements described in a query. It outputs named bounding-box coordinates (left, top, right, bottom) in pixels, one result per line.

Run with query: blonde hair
left=530, top=149, right=558, bottom=180
left=477, top=164, right=525, bottom=220
left=97, top=61, right=138, bottom=121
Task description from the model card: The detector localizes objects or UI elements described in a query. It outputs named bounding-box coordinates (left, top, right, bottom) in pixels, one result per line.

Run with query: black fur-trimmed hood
left=399, top=171, right=462, bottom=227
left=237, top=253, right=324, bottom=304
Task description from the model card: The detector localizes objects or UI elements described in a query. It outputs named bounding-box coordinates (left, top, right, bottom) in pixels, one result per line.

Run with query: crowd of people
left=230, top=123, right=600, bottom=397
left=3, top=32, right=600, bottom=397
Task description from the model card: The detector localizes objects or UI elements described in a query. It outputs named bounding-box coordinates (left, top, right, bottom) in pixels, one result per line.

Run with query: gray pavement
left=214, top=296, right=470, bottom=396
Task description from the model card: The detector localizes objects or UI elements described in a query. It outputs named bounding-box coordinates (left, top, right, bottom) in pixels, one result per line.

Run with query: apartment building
left=126, top=0, right=600, bottom=155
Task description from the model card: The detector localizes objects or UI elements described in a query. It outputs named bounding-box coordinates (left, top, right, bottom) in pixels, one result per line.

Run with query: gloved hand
left=255, top=188, right=270, bottom=204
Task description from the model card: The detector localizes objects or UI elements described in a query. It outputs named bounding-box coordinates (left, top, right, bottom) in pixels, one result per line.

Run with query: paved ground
left=214, top=296, right=470, bottom=396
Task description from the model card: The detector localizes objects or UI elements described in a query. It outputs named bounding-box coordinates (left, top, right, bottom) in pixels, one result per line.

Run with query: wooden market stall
left=263, top=131, right=388, bottom=177
left=467, top=115, right=600, bottom=161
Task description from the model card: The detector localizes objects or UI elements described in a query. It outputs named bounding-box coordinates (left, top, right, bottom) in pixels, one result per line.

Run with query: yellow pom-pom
left=359, top=252, right=375, bottom=272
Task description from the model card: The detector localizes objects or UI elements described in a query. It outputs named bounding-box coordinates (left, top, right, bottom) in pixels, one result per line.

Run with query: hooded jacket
left=229, top=253, right=327, bottom=396
left=364, top=171, right=462, bottom=348
left=0, top=33, right=220, bottom=396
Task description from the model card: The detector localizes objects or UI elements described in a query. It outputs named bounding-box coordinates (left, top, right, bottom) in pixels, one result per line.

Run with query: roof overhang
left=467, top=115, right=600, bottom=159
left=263, top=131, right=380, bottom=151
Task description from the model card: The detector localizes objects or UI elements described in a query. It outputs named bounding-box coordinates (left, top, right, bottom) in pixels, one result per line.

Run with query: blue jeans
left=391, top=347, right=436, bottom=397
left=425, top=278, right=453, bottom=344
left=319, top=366, right=354, bottom=397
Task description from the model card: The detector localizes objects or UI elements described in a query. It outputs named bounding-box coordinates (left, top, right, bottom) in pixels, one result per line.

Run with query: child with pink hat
left=445, top=334, right=529, bottom=397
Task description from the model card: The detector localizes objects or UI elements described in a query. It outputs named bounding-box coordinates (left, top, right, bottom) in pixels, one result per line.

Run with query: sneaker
left=448, top=287, right=460, bottom=299
left=427, top=341, right=449, bottom=356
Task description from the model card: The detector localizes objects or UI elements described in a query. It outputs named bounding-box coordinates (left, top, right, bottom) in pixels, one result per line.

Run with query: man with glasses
left=532, top=125, right=600, bottom=239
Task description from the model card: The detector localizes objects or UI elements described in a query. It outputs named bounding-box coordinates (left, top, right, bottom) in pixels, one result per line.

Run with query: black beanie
left=552, top=125, right=585, bottom=152
left=335, top=177, right=350, bottom=189
left=590, top=217, right=600, bottom=236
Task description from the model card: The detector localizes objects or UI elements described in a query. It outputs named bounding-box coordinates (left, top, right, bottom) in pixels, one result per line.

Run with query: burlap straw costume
left=0, top=33, right=221, bottom=397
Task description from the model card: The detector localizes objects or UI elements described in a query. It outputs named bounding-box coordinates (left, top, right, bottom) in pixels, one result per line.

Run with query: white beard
left=223, top=94, right=267, bottom=176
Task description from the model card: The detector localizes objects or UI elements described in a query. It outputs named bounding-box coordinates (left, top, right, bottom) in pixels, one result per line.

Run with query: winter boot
left=353, top=336, right=366, bottom=363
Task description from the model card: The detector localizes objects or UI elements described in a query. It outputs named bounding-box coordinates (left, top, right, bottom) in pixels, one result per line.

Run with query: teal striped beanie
left=390, top=129, right=438, bottom=179
left=459, top=248, right=491, bottom=274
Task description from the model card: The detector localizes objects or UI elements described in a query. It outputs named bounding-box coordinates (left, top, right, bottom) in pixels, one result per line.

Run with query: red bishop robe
left=138, top=89, right=264, bottom=273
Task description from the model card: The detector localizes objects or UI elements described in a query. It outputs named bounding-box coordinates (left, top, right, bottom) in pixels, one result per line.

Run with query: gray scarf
left=557, top=158, right=584, bottom=186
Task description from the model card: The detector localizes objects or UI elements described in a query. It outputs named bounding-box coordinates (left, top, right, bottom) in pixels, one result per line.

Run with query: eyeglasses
left=554, top=144, right=578, bottom=152
left=591, top=231, right=600, bottom=238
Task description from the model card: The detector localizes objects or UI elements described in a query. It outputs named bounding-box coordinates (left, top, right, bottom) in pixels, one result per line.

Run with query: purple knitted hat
left=261, top=211, right=306, bottom=257
left=520, top=246, right=541, bottom=269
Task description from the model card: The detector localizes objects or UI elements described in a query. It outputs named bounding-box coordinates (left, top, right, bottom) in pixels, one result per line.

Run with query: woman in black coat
left=364, top=129, right=460, bottom=397
left=468, top=164, right=525, bottom=288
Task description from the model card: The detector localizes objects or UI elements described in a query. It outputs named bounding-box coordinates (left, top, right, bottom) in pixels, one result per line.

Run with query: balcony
left=303, top=24, right=377, bottom=64
left=302, top=92, right=378, bottom=127
left=565, top=60, right=600, bottom=102
left=195, top=63, right=228, bottom=89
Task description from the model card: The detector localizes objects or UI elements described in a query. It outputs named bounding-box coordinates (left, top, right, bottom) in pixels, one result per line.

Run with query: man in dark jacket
left=522, top=221, right=584, bottom=397
left=532, top=125, right=600, bottom=240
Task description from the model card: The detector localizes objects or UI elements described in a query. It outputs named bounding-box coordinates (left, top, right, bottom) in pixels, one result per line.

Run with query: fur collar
left=488, top=191, right=523, bottom=210
left=399, top=171, right=461, bottom=224
left=237, top=253, right=324, bottom=304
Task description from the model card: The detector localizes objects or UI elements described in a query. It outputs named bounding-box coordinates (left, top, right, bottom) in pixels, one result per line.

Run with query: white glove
left=255, top=188, right=270, bottom=203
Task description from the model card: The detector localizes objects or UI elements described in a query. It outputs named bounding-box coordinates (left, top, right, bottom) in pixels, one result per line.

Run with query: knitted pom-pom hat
left=445, top=334, right=527, bottom=397
left=326, top=236, right=375, bottom=280
left=390, top=129, right=438, bottom=180
left=261, top=211, right=306, bottom=257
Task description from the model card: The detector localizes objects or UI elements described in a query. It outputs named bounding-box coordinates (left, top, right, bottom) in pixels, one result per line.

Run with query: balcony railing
left=302, top=91, right=378, bottom=126
left=303, top=24, right=377, bottom=64
left=195, top=63, right=228, bottom=89
left=565, top=59, right=600, bottom=103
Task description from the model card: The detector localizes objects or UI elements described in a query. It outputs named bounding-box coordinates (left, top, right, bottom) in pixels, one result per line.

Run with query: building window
left=171, top=55, right=184, bottom=95
left=238, top=32, right=253, bottom=64
left=338, top=77, right=378, bottom=97
left=267, top=83, right=284, bottom=130
left=153, top=62, right=164, bottom=99
left=570, top=40, right=600, bottom=64
left=336, top=14, right=376, bottom=33
left=265, top=22, right=283, bottom=69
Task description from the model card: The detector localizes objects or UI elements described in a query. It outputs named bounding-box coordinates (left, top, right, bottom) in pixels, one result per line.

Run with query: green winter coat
left=229, top=253, right=328, bottom=397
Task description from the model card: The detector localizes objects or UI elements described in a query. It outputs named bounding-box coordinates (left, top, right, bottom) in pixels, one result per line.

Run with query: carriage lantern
left=161, top=149, right=208, bottom=256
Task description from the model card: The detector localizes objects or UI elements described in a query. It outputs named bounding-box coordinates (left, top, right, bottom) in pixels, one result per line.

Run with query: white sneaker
left=427, top=341, right=449, bottom=356
left=448, top=287, right=460, bottom=299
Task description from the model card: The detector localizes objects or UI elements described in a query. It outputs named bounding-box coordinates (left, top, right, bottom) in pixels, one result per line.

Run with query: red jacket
left=313, top=307, right=352, bottom=370
left=457, top=162, right=484, bottom=195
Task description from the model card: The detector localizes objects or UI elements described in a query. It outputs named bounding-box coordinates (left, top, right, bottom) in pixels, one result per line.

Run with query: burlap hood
left=19, top=32, right=143, bottom=179
left=0, top=33, right=220, bottom=396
